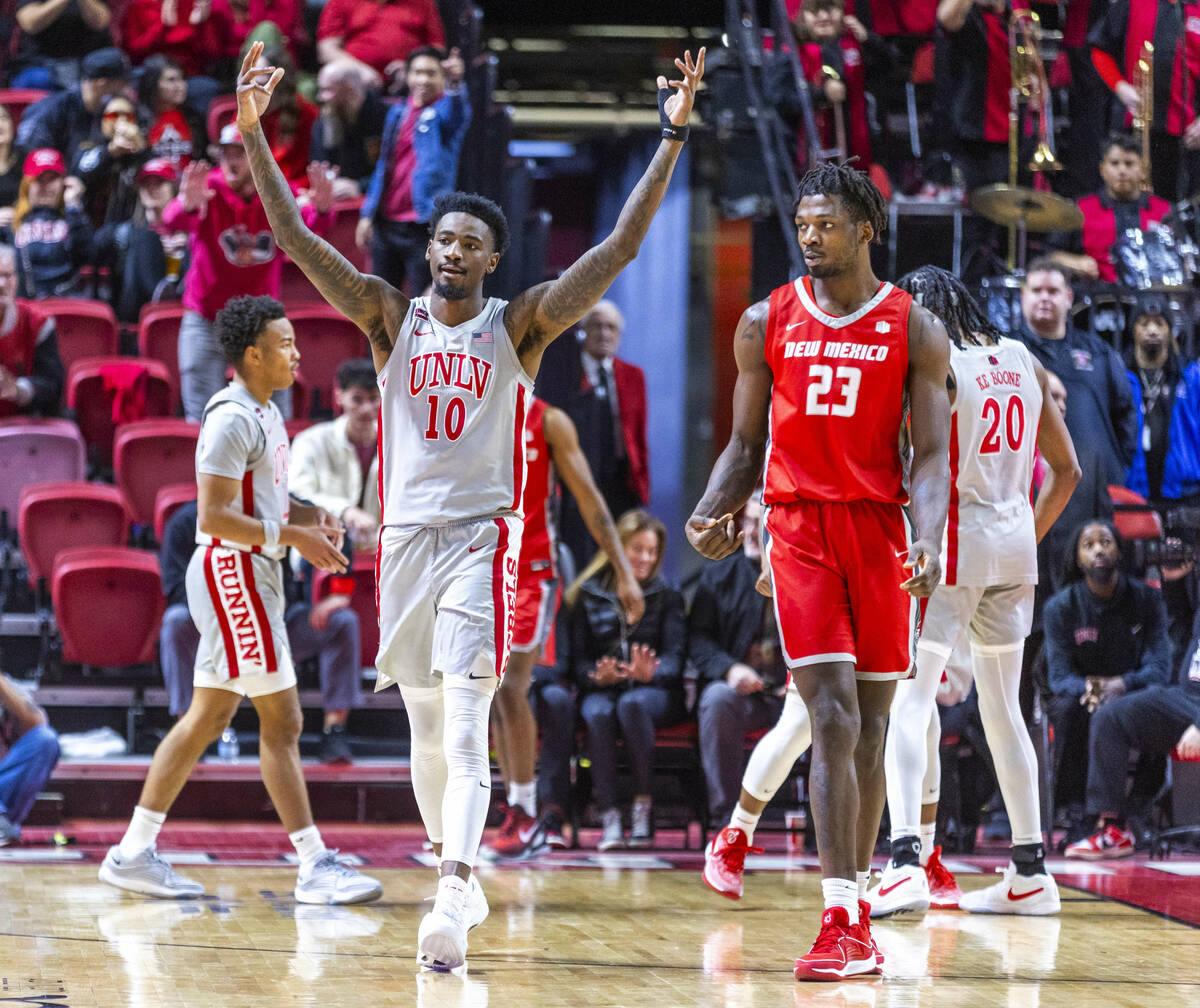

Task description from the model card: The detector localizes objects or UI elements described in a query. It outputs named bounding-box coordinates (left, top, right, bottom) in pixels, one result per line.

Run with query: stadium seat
left=0, top=418, right=85, bottom=529
left=136, top=303, right=187, bottom=399
left=0, top=88, right=50, bottom=127
left=329, top=196, right=369, bottom=272
left=18, top=481, right=132, bottom=588
left=66, top=356, right=175, bottom=469
left=1108, top=484, right=1164, bottom=541
left=312, top=555, right=378, bottom=669
left=153, top=482, right=197, bottom=544
left=37, top=298, right=120, bottom=371
left=113, top=419, right=201, bottom=528
left=289, top=304, right=369, bottom=417
left=280, top=258, right=320, bottom=304
left=51, top=546, right=164, bottom=667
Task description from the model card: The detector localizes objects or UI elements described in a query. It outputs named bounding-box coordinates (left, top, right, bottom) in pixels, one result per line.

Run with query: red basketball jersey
left=763, top=275, right=912, bottom=505
left=519, top=397, right=556, bottom=577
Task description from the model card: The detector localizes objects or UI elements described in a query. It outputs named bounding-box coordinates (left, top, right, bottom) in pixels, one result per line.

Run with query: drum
left=1111, top=224, right=1186, bottom=289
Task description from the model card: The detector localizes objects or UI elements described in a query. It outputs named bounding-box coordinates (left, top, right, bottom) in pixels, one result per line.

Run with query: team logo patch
left=988, top=355, right=999, bottom=365
left=876, top=321, right=890, bottom=334
left=1070, top=349, right=1094, bottom=371
left=1074, top=627, right=1099, bottom=644
left=414, top=306, right=429, bottom=321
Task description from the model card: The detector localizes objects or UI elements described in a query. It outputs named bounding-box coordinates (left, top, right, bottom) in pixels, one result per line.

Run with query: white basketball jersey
left=378, top=296, right=534, bottom=526
left=194, top=382, right=291, bottom=560
left=942, top=338, right=1042, bottom=586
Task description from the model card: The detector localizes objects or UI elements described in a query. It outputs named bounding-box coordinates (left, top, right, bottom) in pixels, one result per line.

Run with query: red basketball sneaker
left=1065, top=824, right=1135, bottom=861
left=857, top=899, right=884, bottom=974
left=703, top=827, right=763, bottom=900
left=793, top=907, right=878, bottom=981
left=924, top=845, right=963, bottom=909
left=489, top=805, right=539, bottom=859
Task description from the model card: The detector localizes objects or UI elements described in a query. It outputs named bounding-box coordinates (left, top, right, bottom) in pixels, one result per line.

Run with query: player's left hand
left=236, top=41, right=284, bottom=132
left=658, top=47, right=706, bottom=126
left=900, top=539, right=941, bottom=597
left=686, top=512, right=742, bottom=560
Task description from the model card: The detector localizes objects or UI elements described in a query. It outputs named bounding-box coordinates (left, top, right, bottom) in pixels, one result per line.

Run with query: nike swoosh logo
left=479, top=780, right=490, bottom=789
left=878, top=881, right=906, bottom=897
left=786, top=321, right=804, bottom=330
left=468, top=544, right=488, bottom=553
left=467, top=672, right=493, bottom=679
left=517, top=822, right=539, bottom=844
left=1007, top=887, right=1044, bottom=901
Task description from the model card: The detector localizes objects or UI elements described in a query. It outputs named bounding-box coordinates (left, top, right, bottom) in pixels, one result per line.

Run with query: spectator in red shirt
left=229, top=0, right=305, bottom=65
left=137, top=56, right=198, bottom=170
left=0, top=243, right=65, bottom=418
left=317, top=0, right=444, bottom=89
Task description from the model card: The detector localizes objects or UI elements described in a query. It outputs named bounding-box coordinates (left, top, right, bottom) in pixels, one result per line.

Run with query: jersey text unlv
left=409, top=351, right=494, bottom=400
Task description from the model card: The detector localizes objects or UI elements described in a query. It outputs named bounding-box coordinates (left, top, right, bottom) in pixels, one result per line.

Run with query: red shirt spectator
left=230, top=0, right=305, bottom=64
left=0, top=245, right=65, bottom=419
left=317, top=0, right=444, bottom=85
left=122, top=0, right=238, bottom=77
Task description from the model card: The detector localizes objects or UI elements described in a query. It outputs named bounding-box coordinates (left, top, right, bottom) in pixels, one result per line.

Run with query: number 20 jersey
left=378, top=296, right=534, bottom=526
left=764, top=275, right=912, bottom=506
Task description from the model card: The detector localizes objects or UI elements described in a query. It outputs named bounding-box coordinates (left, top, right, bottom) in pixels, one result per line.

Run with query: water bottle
left=218, top=727, right=239, bottom=762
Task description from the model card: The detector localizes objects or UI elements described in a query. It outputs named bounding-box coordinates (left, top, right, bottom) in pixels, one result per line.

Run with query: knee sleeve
left=400, top=684, right=447, bottom=844
left=439, top=683, right=495, bottom=868
left=742, top=688, right=812, bottom=803
left=885, top=646, right=945, bottom=839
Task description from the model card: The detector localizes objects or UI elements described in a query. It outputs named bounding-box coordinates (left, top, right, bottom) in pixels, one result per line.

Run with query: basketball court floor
left=2, top=821, right=1198, bottom=1007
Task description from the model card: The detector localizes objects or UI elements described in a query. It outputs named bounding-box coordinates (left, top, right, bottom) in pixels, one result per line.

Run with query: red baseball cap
left=136, top=157, right=178, bottom=184
left=23, top=148, right=66, bottom=178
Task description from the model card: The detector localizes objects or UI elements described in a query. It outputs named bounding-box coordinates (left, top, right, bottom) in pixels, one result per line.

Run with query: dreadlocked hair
left=793, top=160, right=888, bottom=244
left=896, top=265, right=1003, bottom=350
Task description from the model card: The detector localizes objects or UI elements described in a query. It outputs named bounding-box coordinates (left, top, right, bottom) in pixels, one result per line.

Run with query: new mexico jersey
left=378, top=296, right=534, bottom=526
left=194, top=382, right=290, bottom=560
left=520, top=396, right=556, bottom=577
left=764, top=275, right=912, bottom=504
left=943, top=338, right=1042, bottom=586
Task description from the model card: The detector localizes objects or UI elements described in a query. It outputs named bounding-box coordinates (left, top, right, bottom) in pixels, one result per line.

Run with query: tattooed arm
left=686, top=299, right=772, bottom=560
left=504, top=49, right=706, bottom=376
left=235, top=42, right=405, bottom=370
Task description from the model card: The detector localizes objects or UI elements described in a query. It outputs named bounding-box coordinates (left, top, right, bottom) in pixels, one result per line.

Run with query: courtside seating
left=18, top=481, right=132, bottom=588
left=0, top=418, right=85, bottom=529
left=312, top=554, right=378, bottom=669
left=0, top=88, right=49, bottom=127
left=37, top=298, right=120, bottom=371
left=114, top=419, right=201, bottom=529
left=66, top=356, right=175, bottom=469
left=136, top=303, right=187, bottom=399
left=153, top=482, right=197, bottom=544
left=289, top=304, right=369, bottom=416
left=52, top=546, right=164, bottom=667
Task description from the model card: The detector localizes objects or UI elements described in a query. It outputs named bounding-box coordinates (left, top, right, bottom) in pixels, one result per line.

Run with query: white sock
left=289, top=825, right=328, bottom=871
left=920, top=823, right=936, bottom=866
left=118, top=806, right=165, bottom=858
left=511, top=780, right=537, bottom=818
left=821, top=877, right=859, bottom=916
left=856, top=871, right=870, bottom=900
left=729, top=803, right=761, bottom=843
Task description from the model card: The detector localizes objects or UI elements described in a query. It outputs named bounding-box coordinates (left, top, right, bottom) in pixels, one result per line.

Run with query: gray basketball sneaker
left=294, top=851, right=383, bottom=905
left=98, top=845, right=205, bottom=899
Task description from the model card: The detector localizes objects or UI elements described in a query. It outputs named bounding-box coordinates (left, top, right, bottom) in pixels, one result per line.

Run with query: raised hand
left=179, top=159, right=213, bottom=213
left=624, top=643, right=660, bottom=684
left=236, top=41, right=285, bottom=131
left=304, top=160, right=337, bottom=213
left=657, top=47, right=706, bottom=127
left=442, top=46, right=465, bottom=87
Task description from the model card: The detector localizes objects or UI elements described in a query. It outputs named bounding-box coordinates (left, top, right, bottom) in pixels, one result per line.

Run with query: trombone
left=1132, top=42, right=1154, bottom=191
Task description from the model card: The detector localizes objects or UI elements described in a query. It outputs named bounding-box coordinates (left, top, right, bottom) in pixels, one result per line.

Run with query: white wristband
left=261, top=519, right=281, bottom=550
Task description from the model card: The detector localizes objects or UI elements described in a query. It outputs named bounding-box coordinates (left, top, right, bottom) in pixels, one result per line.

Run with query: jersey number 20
left=805, top=364, right=861, bottom=417
left=980, top=394, right=1025, bottom=454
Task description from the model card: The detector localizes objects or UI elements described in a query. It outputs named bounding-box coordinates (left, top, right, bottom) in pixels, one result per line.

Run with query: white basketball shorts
left=918, top=583, right=1035, bottom=658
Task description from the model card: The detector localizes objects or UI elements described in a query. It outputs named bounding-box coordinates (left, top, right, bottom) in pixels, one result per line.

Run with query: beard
left=320, top=110, right=346, bottom=149
left=433, top=276, right=471, bottom=301
left=1086, top=561, right=1118, bottom=586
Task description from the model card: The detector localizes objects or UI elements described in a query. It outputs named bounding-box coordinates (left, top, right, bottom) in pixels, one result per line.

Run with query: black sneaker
left=319, top=725, right=353, bottom=765
left=540, top=810, right=567, bottom=850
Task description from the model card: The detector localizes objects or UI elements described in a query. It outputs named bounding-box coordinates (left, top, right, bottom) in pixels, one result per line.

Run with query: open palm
left=235, top=41, right=284, bottom=129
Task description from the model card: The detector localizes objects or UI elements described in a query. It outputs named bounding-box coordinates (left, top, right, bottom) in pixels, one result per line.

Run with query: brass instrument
left=821, top=64, right=848, bottom=161
left=1132, top=42, right=1154, bottom=191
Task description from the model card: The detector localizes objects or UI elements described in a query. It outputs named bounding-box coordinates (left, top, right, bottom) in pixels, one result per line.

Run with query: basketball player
left=99, top=295, right=382, bottom=906
left=489, top=396, right=644, bottom=859
left=867, top=267, right=1078, bottom=919
left=688, top=162, right=951, bottom=982
left=235, top=41, right=704, bottom=971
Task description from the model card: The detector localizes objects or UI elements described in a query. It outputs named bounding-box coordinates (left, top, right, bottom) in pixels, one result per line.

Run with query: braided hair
left=896, top=265, right=1003, bottom=350
left=793, top=161, right=888, bottom=243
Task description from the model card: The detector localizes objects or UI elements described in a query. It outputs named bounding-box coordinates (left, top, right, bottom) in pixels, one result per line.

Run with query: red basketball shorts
left=509, top=559, right=559, bottom=665
left=765, top=498, right=920, bottom=680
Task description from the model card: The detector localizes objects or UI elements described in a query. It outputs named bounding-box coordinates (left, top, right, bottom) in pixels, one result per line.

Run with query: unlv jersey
left=764, top=275, right=912, bottom=504
left=378, top=296, right=534, bottom=526
left=943, top=338, right=1042, bottom=587
left=520, top=397, right=557, bottom=577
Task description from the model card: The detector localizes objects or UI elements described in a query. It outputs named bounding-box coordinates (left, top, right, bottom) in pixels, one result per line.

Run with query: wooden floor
left=3, top=850, right=1199, bottom=1008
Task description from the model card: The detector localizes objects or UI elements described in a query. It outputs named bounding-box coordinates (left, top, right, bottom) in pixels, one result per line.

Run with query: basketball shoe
left=959, top=862, right=1060, bottom=916
left=924, top=846, right=963, bottom=909
left=857, top=900, right=884, bottom=974
left=538, top=810, right=568, bottom=850
left=295, top=851, right=382, bottom=904
left=1065, top=824, right=1135, bottom=860
left=702, top=826, right=763, bottom=900
left=489, top=805, right=540, bottom=860
left=465, top=873, right=489, bottom=932
left=418, top=876, right=472, bottom=972
left=99, top=845, right=205, bottom=899
left=866, top=860, right=930, bottom=918
left=793, top=906, right=878, bottom=981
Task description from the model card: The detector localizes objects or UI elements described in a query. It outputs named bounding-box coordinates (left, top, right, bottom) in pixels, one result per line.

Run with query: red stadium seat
left=37, top=298, right=120, bottom=371
left=52, top=546, right=164, bottom=666
left=137, top=303, right=187, bottom=400
left=0, top=418, right=85, bottom=527
left=0, top=88, right=50, bottom=127
left=313, top=554, right=378, bottom=669
left=153, top=482, right=197, bottom=543
left=18, top=481, right=132, bottom=587
left=289, top=304, right=369, bottom=417
left=329, top=196, right=368, bottom=272
left=1108, top=484, right=1164, bottom=541
left=286, top=417, right=317, bottom=440
left=280, top=259, right=321, bottom=304
left=114, top=419, right=201, bottom=528
left=66, top=356, right=175, bottom=469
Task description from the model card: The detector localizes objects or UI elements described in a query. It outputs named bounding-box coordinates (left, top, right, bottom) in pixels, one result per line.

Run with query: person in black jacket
left=1044, top=519, right=1171, bottom=840
left=568, top=508, right=686, bottom=851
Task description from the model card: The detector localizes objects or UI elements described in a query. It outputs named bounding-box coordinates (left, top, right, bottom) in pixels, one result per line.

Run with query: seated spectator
left=288, top=359, right=381, bottom=553
left=10, top=0, right=112, bottom=91
left=3, top=149, right=93, bottom=299
left=1066, top=606, right=1200, bottom=860
left=0, top=243, right=64, bottom=416
left=311, top=61, right=388, bottom=197
left=159, top=500, right=363, bottom=763
left=317, top=0, right=444, bottom=88
left=568, top=509, right=686, bottom=851
left=357, top=46, right=469, bottom=295
left=92, top=158, right=189, bottom=324
left=0, top=669, right=60, bottom=846
left=245, top=43, right=318, bottom=184
left=0, top=106, right=24, bottom=221
left=1044, top=519, right=1171, bottom=841
left=136, top=56, right=198, bottom=170
left=230, top=0, right=305, bottom=66
left=73, top=93, right=152, bottom=227
left=693, top=498, right=790, bottom=829
left=16, top=47, right=130, bottom=166
left=121, top=0, right=236, bottom=87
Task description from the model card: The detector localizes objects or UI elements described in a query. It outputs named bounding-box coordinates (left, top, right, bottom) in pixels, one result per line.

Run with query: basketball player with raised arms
left=688, top=162, right=952, bottom=982
left=234, top=40, right=704, bottom=971
left=867, top=266, right=1079, bottom=919
left=100, top=295, right=382, bottom=906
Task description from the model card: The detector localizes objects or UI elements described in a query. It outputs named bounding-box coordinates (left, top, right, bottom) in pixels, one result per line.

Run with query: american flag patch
left=473, top=330, right=494, bottom=344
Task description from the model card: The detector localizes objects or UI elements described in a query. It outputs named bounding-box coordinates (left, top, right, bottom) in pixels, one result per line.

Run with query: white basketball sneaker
left=418, top=876, right=471, bottom=972
left=959, top=862, right=1060, bottom=916
left=99, top=845, right=205, bottom=899
left=465, top=873, right=489, bottom=932
left=866, top=860, right=930, bottom=918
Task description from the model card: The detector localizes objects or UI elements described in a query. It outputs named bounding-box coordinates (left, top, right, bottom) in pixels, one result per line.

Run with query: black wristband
left=658, top=86, right=689, bottom=142
left=661, top=123, right=689, bottom=142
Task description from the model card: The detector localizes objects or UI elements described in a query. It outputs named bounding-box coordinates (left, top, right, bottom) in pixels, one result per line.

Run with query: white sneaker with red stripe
left=702, top=827, right=764, bottom=900
left=959, top=862, right=1060, bottom=916
left=866, top=860, right=930, bottom=918
left=793, top=906, right=878, bottom=981
left=924, top=845, right=963, bottom=909
left=1065, top=824, right=1135, bottom=861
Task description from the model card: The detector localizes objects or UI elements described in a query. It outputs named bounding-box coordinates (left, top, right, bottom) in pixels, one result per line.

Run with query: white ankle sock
left=821, top=877, right=859, bottom=916
left=920, top=823, right=936, bottom=866
left=289, top=825, right=328, bottom=871
left=729, top=803, right=761, bottom=842
left=856, top=871, right=870, bottom=900
left=118, top=806, right=166, bottom=858
left=511, top=780, right=537, bottom=818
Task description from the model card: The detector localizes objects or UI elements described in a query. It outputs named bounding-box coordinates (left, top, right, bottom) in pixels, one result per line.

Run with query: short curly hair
left=213, top=295, right=286, bottom=365
left=430, top=191, right=511, bottom=256
left=793, top=161, right=888, bottom=243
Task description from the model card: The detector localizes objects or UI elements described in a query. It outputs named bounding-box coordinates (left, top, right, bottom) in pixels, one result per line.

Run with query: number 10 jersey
left=764, top=275, right=912, bottom=506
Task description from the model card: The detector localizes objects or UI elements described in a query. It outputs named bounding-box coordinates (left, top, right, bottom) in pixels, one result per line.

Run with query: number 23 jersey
left=764, top=275, right=912, bottom=506
left=378, top=296, right=534, bottom=526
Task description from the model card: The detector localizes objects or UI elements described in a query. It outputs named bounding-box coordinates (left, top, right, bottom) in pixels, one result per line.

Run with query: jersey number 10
left=424, top=393, right=467, bottom=441
left=805, top=364, right=862, bottom=417
left=980, top=394, right=1025, bottom=454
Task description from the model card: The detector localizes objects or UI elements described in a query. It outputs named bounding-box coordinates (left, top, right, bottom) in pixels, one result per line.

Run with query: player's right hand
left=900, top=538, right=941, bottom=597
left=236, top=41, right=285, bottom=131
left=288, top=525, right=349, bottom=574
left=686, top=512, right=742, bottom=560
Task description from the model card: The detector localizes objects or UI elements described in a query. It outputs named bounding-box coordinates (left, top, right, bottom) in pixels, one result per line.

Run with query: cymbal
left=970, top=184, right=1084, bottom=232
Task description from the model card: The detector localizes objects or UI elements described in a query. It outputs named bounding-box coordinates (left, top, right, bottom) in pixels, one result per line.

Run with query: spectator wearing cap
left=317, top=0, right=444, bottom=88
left=0, top=243, right=65, bottom=417
left=1, top=149, right=92, bottom=300
left=164, top=124, right=335, bottom=420
left=72, top=93, right=152, bottom=227
left=9, top=0, right=113, bottom=91
left=16, top=47, right=130, bottom=166
left=92, top=158, right=189, bottom=324
left=310, top=61, right=388, bottom=197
